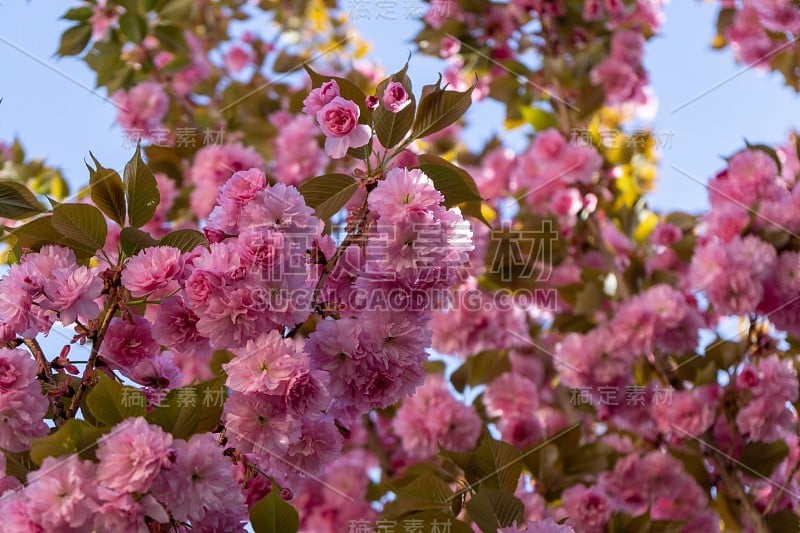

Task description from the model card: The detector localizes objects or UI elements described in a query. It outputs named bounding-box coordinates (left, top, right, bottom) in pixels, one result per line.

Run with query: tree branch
left=65, top=281, right=120, bottom=419
left=23, top=338, right=67, bottom=426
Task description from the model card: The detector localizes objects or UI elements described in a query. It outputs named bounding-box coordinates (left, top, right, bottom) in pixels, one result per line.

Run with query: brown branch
left=23, top=338, right=67, bottom=426
left=65, top=282, right=120, bottom=419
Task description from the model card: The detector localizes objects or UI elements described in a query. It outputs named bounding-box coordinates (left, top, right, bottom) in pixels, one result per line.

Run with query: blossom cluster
left=0, top=418, right=247, bottom=532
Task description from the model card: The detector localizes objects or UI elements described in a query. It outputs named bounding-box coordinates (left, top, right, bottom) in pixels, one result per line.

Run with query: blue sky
left=1, top=1, right=800, bottom=213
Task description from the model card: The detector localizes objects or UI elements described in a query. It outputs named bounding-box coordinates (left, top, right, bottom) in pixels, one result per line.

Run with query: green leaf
left=520, top=106, right=558, bottom=131
left=739, top=441, right=789, bottom=477
left=416, top=155, right=482, bottom=206
left=119, top=11, right=147, bottom=42
left=123, top=144, right=160, bottom=228
left=373, top=63, right=416, bottom=149
left=450, top=350, right=510, bottom=392
left=119, top=227, right=158, bottom=257
left=4, top=215, right=59, bottom=259
left=87, top=153, right=126, bottom=225
left=399, top=512, right=472, bottom=533
left=52, top=203, right=108, bottom=255
left=250, top=485, right=300, bottom=533
left=3, top=450, right=35, bottom=483
left=145, top=376, right=226, bottom=439
left=159, top=229, right=207, bottom=253
left=298, top=173, right=358, bottom=220
left=0, top=181, right=46, bottom=219
left=415, top=154, right=489, bottom=225
left=29, top=419, right=109, bottom=466
left=386, top=473, right=454, bottom=517
left=303, top=64, right=371, bottom=122
left=464, top=434, right=522, bottom=492
left=465, top=489, right=524, bottom=532
left=85, top=374, right=146, bottom=426
left=57, top=24, right=92, bottom=56
left=411, top=78, right=474, bottom=139
left=157, top=0, right=195, bottom=21
left=62, top=7, right=94, bottom=21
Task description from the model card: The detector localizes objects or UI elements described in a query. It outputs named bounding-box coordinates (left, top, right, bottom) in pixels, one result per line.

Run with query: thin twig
left=65, top=282, right=120, bottom=419
left=23, top=338, right=67, bottom=425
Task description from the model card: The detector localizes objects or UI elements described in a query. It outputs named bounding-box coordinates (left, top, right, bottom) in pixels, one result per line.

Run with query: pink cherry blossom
left=382, top=81, right=411, bottom=112
left=96, top=418, right=175, bottom=493
left=315, top=97, right=371, bottom=158
left=121, top=246, right=183, bottom=298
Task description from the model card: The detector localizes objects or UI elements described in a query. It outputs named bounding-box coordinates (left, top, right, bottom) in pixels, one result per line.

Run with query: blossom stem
left=65, top=276, right=121, bottom=419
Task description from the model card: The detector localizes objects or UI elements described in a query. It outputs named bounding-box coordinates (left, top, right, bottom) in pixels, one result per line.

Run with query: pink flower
left=560, top=484, right=611, bottom=533
left=382, top=82, right=411, bottom=113
left=101, top=317, right=160, bottom=376
left=316, top=97, right=371, bottom=158
left=222, top=392, right=298, bottom=455
left=440, top=35, right=462, bottom=58
left=302, top=80, right=340, bottom=115
left=152, top=296, right=212, bottom=357
left=112, top=82, right=169, bottom=135
left=189, top=143, right=264, bottom=218
left=0, top=388, right=48, bottom=452
left=224, top=45, right=253, bottom=73
left=121, top=246, right=183, bottom=298
left=365, top=95, right=380, bottom=110
left=269, top=113, right=326, bottom=186
left=223, top=331, right=304, bottom=395
left=96, top=417, right=175, bottom=493
left=392, top=375, right=482, bottom=459
left=0, top=348, right=38, bottom=392
left=89, top=0, right=118, bottom=41
left=367, top=167, right=444, bottom=221
left=25, top=455, right=98, bottom=531
left=153, top=433, right=247, bottom=525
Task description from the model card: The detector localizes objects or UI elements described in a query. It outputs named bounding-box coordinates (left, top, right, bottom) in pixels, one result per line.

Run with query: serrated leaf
left=385, top=473, right=454, bottom=517
left=416, top=155, right=489, bottom=224
left=29, top=419, right=109, bottom=466
left=298, top=173, right=358, bottom=220
left=52, top=203, right=108, bottom=255
left=464, top=434, right=522, bottom=492
left=145, top=376, right=226, bottom=439
left=450, top=350, right=510, bottom=392
left=85, top=374, right=146, bottom=426
left=87, top=153, right=126, bottom=225
left=250, top=485, right=300, bottom=533
left=119, top=11, right=147, bottom=42
left=123, top=144, right=160, bottom=228
left=465, top=489, right=524, bottom=532
left=120, top=227, right=158, bottom=257
left=62, top=7, right=94, bottom=21
left=4, top=215, right=58, bottom=257
left=411, top=79, right=474, bottom=139
left=373, top=63, right=415, bottom=148
left=0, top=181, right=46, bottom=219
left=159, top=229, right=207, bottom=253
left=739, top=441, right=789, bottom=477
left=400, top=512, right=472, bottom=533
left=57, top=24, right=92, bottom=56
